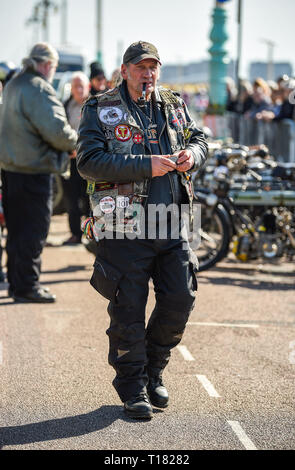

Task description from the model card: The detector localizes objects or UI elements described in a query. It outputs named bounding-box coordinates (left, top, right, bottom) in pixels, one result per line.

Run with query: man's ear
left=45, top=61, right=52, bottom=71
left=121, top=64, right=128, bottom=81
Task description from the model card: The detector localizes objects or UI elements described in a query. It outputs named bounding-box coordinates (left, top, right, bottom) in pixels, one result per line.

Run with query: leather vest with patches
left=88, top=86, right=194, bottom=235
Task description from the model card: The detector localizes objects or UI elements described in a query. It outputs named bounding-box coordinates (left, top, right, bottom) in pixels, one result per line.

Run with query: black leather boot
left=147, top=375, right=169, bottom=408
left=124, top=392, right=153, bottom=419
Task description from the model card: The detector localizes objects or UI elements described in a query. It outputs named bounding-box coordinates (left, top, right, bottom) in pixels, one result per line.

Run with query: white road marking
left=188, top=321, right=259, bottom=328
left=177, top=345, right=195, bottom=361
left=227, top=420, right=257, bottom=450
left=0, top=341, right=3, bottom=365
left=196, top=374, right=220, bottom=397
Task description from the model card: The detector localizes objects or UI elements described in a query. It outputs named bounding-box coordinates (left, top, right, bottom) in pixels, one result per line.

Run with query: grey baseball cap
left=123, top=41, right=161, bottom=65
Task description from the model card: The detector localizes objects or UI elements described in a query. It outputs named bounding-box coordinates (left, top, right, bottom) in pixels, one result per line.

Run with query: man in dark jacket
left=89, top=62, right=107, bottom=96
left=62, top=72, right=90, bottom=245
left=273, top=79, right=295, bottom=121
left=0, top=43, right=77, bottom=303
left=257, top=79, right=295, bottom=123
left=77, top=41, right=208, bottom=419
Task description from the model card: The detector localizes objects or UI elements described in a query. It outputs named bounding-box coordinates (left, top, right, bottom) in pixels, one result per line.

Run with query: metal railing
left=226, top=113, right=295, bottom=163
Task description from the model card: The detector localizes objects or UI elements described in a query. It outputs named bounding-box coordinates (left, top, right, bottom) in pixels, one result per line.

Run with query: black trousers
left=1, top=170, right=52, bottom=295
left=62, top=160, right=89, bottom=239
left=0, top=227, right=3, bottom=272
left=91, top=236, right=198, bottom=402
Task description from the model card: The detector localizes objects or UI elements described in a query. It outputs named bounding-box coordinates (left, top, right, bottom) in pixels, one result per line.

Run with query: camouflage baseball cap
left=123, top=41, right=161, bottom=65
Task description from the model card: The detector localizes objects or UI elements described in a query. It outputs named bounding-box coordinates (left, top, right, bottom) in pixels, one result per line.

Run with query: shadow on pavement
left=198, top=275, right=295, bottom=291
left=0, top=278, right=90, bottom=306
left=42, top=265, right=91, bottom=274
left=0, top=405, right=130, bottom=449
left=211, top=264, right=295, bottom=277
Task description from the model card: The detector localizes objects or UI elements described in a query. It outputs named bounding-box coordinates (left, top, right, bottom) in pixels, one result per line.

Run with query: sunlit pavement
left=0, top=214, right=294, bottom=450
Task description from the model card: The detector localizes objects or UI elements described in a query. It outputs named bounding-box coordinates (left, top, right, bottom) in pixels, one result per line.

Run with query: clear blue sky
left=0, top=0, right=294, bottom=79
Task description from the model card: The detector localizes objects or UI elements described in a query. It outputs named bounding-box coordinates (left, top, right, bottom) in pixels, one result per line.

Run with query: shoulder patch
left=104, top=87, right=119, bottom=97
left=97, top=99, right=122, bottom=107
left=159, top=88, right=180, bottom=105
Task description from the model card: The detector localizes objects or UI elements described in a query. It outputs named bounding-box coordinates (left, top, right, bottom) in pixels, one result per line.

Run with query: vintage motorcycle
left=192, top=144, right=295, bottom=271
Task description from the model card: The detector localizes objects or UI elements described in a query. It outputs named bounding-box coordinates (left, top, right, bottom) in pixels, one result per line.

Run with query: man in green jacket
left=0, top=43, right=77, bottom=303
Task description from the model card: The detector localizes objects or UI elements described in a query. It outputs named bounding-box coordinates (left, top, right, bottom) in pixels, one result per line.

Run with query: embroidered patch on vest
left=133, top=133, right=143, bottom=144
left=99, top=107, right=123, bottom=126
left=183, top=128, right=192, bottom=141
left=99, top=196, right=116, bottom=214
left=170, top=110, right=181, bottom=129
left=97, top=100, right=122, bottom=107
left=146, top=127, right=158, bottom=144
left=103, top=127, right=114, bottom=140
left=176, top=107, right=186, bottom=125
left=86, top=181, right=95, bottom=195
left=114, top=125, right=132, bottom=141
left=159, top=90, right=179, bottom=105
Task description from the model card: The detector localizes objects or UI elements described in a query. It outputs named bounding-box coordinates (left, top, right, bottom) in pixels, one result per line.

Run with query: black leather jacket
left=77, top=82, right=207, bottom=181
left=76, top=82, right=208, bottom=234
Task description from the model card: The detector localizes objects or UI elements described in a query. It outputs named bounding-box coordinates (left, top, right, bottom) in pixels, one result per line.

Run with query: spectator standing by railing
left=245, top=77, right=272, bottom=119
left=237, top=80, right=254, bottom=114
left=226, top=77, right=238, bottom=112
left=255, top=79, right=295, bottom=122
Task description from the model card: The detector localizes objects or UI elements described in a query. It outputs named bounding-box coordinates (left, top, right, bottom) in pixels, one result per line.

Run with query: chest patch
left=115, top=125, right=132, bottom=141
left=133, top=133, right=144, bottom=144
left=99, top=196, right=116, bottom=214
left=99, top=107, right=123, bottom=126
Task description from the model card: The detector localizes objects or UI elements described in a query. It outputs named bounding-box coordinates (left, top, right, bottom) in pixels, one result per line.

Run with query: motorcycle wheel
left=192, top=198, right=231, bottom=271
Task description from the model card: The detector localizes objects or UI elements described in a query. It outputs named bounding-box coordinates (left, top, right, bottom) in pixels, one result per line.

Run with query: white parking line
left=177, top=345, right=195, bottom=361
left=196, top=374, right=220, bottom=397
left=227, top=420, right=257, bottom=450
left=188, top=322, right=259, bottom=328
left=0, top=341, right=3, bottom=365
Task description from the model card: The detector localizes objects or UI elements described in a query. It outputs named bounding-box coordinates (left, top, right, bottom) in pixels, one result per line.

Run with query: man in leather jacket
left=76, top=41, right=208, bottom=419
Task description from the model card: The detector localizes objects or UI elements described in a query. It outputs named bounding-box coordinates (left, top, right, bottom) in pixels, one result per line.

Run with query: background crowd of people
left=226, top=74, right=295, bottom=121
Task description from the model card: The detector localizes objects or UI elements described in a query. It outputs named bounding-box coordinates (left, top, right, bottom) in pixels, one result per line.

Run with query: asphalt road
left=0, top=215, right=295, bottom=451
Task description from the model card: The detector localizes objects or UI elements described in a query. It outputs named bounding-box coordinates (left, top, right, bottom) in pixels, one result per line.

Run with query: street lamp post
left=236, top=0, right=243, bottom=115
left=96, top=0, right=103, bottom=64
left=208, top=0, right=230, bottom=114
left=261, top=38, right=276, bottom=81
left=26, top=6, right=41, bottom=44
left=41, top=0, right=58, bottom=42
left=60, top=0, right=68, bottom=45
left=236, top=1, right=242, bottom=87
left=26, top=0, right=58, bottom=45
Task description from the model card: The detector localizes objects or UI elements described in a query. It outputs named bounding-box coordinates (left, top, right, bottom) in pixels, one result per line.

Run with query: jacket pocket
left=90, top=256, right=122, bottom=301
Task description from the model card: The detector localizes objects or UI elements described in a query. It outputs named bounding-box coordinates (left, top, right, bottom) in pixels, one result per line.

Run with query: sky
left=0, top=0, right=294, bottom=79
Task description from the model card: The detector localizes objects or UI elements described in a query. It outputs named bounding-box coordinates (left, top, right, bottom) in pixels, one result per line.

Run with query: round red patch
left=133, top=133, right=143, bottom=144
left=114, top=125, right=132, bottom=142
